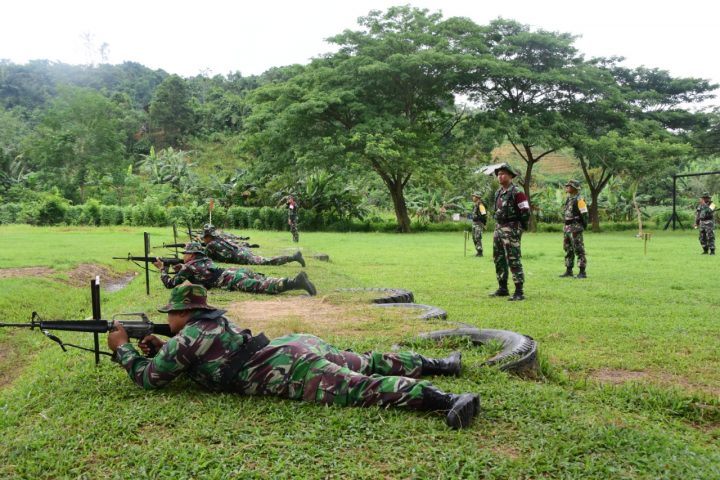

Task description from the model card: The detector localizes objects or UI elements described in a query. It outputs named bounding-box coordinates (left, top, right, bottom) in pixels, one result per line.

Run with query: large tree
left=149, top=74, right=194, bottom=148
left=241, top=6, right=484, bottom=232
left=460, top=19, right=597, bottom=230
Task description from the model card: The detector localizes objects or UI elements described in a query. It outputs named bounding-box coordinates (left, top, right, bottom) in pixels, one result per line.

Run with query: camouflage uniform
left=115, top=285, right=431, bottom=410
left=492, top=177, right=530, bottom=293
left=562, top=181, right=589, bottom=275
left=470, top=193, right=488, bottom=256
left=161, top=253, right=289, bottom=294
left=288, top=198, right=299, bottom=243
left=205, top=236, right=300, bottom=266
left=695, top=193, right=716, bottom=254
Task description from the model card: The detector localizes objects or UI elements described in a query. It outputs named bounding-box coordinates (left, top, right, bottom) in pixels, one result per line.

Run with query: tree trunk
left=388, top=179, right=412, bottom=233
left=632, top=189, right=643, bottom=236
left=522, top=161, right=537, bottom=232
left=590, top=189, right=601, bottom=232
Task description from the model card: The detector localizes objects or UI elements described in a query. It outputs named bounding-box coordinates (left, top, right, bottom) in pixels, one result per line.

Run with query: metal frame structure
left=663, top=170, right=720, bottom=230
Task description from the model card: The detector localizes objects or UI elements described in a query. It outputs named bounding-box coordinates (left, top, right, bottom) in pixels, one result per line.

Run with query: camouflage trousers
left=236, top=334, right=429, bottom=408
left=216, top=268, right=287, bottom=294
left=472, top=223, right=484, bottom=254
left=493, top=223, right=524, bottom=285
left=563, top=225, right=586, bottom=269
left=699, top=221, right=715, bottom=250
left=289, top=219, right=299, bottom=243
left=231, top=249, right=296, bottom=266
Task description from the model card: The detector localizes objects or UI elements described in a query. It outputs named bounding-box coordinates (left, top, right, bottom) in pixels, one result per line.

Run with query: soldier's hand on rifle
left=138, top=335, right=165, bottom=357
left=107, top=321, right=129, bottom=352
left=153, top=258, right=164, bottom=269
left=172, top=263, right=182, bottom=272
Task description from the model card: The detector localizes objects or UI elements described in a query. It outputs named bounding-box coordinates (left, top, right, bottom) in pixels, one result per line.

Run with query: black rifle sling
left=218, top=333, right=270, bottom=391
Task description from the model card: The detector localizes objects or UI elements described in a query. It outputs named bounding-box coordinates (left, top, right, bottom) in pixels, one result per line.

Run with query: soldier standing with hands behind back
left=489, top=164, right=530, bottom=301
left=287, top=195, right=299, bottom=243
left=694, top=192, right=715, bottom=255
left=559, top=180, right=589, bottom=278
left=470, top=192, right=488, bottom=257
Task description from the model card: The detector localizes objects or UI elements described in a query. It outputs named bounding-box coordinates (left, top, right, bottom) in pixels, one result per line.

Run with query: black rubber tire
left=410, top=327, right=539, bottom=378
left=373, top=303, right=447, bottom=320
left=335, top=288, right=415, bottom=304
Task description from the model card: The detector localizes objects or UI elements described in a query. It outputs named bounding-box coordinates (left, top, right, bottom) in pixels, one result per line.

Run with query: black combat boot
left=475, top=251, right=483, bottom=257
left=711, top=249, right=716, bottom=255
left=489, top=281, right=509, bottom=297
left=286, top=271, right=316, bottom=296
left=559, top=268, right=573, bottom=277
left=576, top=267, right=587, bottom=279
left=420, top=351, right=462, bottom=376
left=292, top=251, right=306, bottom=267
left=421, top=386, right=480, bottom=430
left=702, top=248, right=709, bottom=254
left=508, top=283, right=524, bottom=301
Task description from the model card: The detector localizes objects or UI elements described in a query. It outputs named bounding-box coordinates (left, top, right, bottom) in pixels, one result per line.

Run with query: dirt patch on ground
left=0, top=340, right=22, bottom=389
left=224, top=296, right=431, bottom=340
left=0, top=266, right=54, bottom=279
left=587, top=368, right=720, bottom=397
left=0, top=264, right=137, bottom=292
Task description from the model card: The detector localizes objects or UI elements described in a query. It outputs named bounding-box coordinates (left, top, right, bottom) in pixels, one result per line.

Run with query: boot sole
left=446, top=394, right=480, bottom=429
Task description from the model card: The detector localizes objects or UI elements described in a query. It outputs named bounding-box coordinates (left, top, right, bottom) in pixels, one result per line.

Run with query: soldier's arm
left=515, top=192, right=531, bottom=229
left=114, top=334, right=194, bottom=390
left=160, top=264, right=192, bottom=289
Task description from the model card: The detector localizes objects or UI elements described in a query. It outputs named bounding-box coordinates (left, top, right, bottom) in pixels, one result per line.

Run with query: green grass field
left=0, top=224, right=718, bottom=479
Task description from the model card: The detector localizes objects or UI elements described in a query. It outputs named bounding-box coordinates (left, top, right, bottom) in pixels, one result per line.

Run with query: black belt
left=218, top=333, right=270, bottom=391
left=565, top=219, right=580, bottom=225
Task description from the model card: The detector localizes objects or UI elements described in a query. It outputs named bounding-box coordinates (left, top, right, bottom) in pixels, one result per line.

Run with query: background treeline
left=1, top=6, right=719, bottom=232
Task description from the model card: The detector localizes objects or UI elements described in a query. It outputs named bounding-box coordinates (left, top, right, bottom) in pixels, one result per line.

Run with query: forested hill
left=1, top=7, right=719, bottom=232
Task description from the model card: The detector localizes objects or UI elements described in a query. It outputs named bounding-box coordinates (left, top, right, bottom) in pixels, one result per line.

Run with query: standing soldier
left=470, top=192, right=488, bottom=257
left=489, top=164, right=530, bottom=301
left=694, top=192, right=716, bottom=255
left=287, top=195, right=299, bottom=243
left=154, top=242, right=317, bottom=296
left=559, top=180, right=589, bottom=278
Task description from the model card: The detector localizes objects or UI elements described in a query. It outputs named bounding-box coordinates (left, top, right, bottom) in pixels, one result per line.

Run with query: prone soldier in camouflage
left=202, top=225, right=306, bottom=267
left=489, top=164, right=530, bottom=301
left=107, top=284, right=480, bottom=429
left=559, top=180, right=589, bottom=278
left=694, top=192, right=716, bottom=255
left=154, top=242, right=317, bottom=296
left=470, top=192, right=488, bottom=257
left=287, top=195, right=299, bottom=243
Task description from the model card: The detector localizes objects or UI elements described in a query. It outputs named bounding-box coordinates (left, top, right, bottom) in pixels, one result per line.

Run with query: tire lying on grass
left=335, top=288, right=415, bottom=304
left=373, top=303, right=447, bottom=320
left=412, top=327, right=539, bottom=379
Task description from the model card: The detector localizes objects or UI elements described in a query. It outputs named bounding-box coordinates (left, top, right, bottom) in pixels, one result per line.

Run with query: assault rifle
left=0, top=277, right=173, bottom=363
left=113, top=254, right=183, bottom=266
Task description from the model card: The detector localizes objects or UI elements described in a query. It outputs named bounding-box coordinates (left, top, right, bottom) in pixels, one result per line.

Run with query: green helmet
left=183, top=241, right=206, bottom=256
left=471, top=191, right=483, bottom=198
left=701, top=191, right=712, bottom=199
left=565, top=180, right=581, bottom=190
left=494, top=163, right=518, bottom=178
left=157, top=283, right=216, bottom=313
left=202, top=224, right=217, bottom=237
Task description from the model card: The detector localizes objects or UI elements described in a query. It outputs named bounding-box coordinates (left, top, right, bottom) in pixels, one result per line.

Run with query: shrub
left=36, top=196, right=69, bottom=225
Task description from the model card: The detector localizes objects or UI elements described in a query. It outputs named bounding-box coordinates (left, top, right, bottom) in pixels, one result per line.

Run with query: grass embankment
left=0, top=225, right=718, bottom=479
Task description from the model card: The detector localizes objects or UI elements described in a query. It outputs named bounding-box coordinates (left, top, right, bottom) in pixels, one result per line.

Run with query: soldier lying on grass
left=107, top=283, right=481, bottom=430
left=154, top=242, right=315, bottom=296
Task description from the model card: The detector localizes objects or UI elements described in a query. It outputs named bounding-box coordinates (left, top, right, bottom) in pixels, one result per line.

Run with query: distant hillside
left=491, top=144, right=580, bottom=177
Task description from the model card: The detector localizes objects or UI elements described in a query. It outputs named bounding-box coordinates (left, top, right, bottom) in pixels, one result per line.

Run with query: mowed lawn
left=0, top=224, right=718, bottom=479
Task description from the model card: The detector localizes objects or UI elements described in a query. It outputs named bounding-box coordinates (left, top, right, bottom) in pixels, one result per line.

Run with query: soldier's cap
left=182, top=241, right=207, bottom=256
left=471, top=191, right=483, bottom=198
left=565, top=180, right=581, bottom=190
left=701, top=191, right=712, bottom=198
left=202, top=225, right=217, bottom=237
left=494, top=163, right=518, bottom=178
left=158, top=283, right=216, bottom=313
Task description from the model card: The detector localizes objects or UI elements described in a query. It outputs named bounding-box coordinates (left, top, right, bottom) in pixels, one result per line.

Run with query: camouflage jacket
left=160, top=256, right=225, bottom=289
left=494, top=184, right=530, bottom=228
left=205, top=237, right=248, bottom=263
left=695, top=202, right=716, bottom=226
left=115, top=309, right=250, bottom=390
left=563, top=194, right=589, bottom=229
left=287, top=203, right=298, bottom=221
left=471, top=202, right=487, bottom=225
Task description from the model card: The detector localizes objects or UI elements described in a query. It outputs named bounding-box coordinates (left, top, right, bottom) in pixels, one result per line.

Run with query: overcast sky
left=3, top=0, right=719, bottom=95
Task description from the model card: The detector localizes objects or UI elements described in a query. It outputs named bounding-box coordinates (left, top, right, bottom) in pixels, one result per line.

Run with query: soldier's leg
left=223, top=269, right=286, bottom=294
left=563, top=231, right=575, bottom=270
left=290, top=221, right=299, bottom=242
left=472, top=224, right=483, bottom=256
left=506, top=227, right=524, bottom=286
left=493, top=228, right=509, bottom=284
left=574, top=231, right=586, bottom=268
left=705, top=226, right=715, bottom=252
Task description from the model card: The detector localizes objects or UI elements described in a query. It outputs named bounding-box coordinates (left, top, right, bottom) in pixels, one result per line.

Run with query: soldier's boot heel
left=576, top=268, right=587, bottom=279
left=287, top=271, right=316, bottom=296
left=420, top=351, right=462, bottom=376
left=421, top=386, right=480, bottom=430
left=702, top=248, right=709, bottom=254
left=711, top=249, right=716, bottom=255
left=559, top=269, right=573, bottom=277
left=489, top=282, right=509, bottom=297
left=292, top=251, right=306, bottom=267
left=508, top=283, right=524, bottom=301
